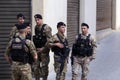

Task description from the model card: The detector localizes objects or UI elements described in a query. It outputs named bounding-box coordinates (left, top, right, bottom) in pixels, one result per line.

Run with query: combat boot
left=72, top=74, right=77, bottom=80
left=81, top=74, right=87, bottom=80
left=60, top=72, right=66, bottom=80
left=81, top=77, right=87, bottom=80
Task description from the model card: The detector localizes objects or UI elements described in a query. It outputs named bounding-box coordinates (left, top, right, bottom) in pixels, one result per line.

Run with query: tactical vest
left=10, top=37, right=29, bottom=63
left=72, top=34, right=93, bottom=57
left=33, top=24, right=47, bottom=48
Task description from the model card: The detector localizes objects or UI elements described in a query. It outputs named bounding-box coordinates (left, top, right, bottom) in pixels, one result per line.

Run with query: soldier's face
left=35, top=18, right=42, bottom=25
left=17, top=17, right=24, bottom=24
left=24, top=28, right=29, bottom=35
left=81, top=26, right=88, bottom=35
left=58, top=26, right=66, bottom=33
left=26, top=26, right=31, bottom=33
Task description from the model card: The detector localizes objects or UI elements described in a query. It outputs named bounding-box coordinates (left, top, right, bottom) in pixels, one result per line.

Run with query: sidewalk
left=35, top=30, right=120, bottom=80
left=87, top=30, right=120, bottom=80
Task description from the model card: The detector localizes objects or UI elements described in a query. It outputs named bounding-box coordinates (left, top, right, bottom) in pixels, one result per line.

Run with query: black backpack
left=10, top=36, right=34, bottom=64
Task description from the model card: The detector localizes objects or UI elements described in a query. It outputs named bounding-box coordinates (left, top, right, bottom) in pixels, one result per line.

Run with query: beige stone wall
left=32, top=0, right=43, bottom=35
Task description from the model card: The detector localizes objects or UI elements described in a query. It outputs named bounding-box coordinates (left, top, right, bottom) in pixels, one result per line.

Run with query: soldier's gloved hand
left=55, top=43, right=64, bottom=48
left=37, top=48, right=43, bottom=52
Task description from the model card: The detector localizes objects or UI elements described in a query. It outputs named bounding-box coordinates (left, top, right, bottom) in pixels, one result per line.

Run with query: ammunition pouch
left=11, top=53, right=29, bottom=64
left=33, top=35, right=47, bottom=48
left=72, top=43, right=93, bottom=57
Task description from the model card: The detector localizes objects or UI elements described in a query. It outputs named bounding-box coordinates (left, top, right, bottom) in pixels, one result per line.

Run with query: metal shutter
left=0, top=0, right=31, bottom=79
left=97, top=0, right=112, bottom=30
left=67, top=0, right=79, bottom=47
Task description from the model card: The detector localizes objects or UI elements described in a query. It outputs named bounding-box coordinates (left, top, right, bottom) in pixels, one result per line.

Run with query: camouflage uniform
left=33, top=24, right=52, bottom=80
left=48, top=32, right=69, bottom=80
left=72, top=33, right=97, bottom=80
left=5, top=35, right=37, bottom=80
left=9, top=25, right=18, bottom=41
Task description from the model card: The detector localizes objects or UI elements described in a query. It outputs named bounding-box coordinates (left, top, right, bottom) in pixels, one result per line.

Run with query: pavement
left=34, top=30, right=120, bottom=80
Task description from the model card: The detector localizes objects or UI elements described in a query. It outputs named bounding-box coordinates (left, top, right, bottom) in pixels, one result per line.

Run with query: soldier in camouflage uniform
left=9, top=13, right=25, bottom=40
left=5, top=23, right=38, bottom=80
left=33, top=14, right=52, bottom=80
left=47, top=22, right=70, bottom=80
left=25, top=22, right=32, bottom=40
left=71, top=23, right=97, bottom=80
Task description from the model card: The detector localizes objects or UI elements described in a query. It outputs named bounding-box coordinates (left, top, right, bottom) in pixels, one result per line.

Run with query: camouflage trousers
left=54, top=55, right=68, bottom=80
left=33, top=52, right=50, bottom=80
left=72, top=56, right=90, bottom=80
left=11, top=61, right=32, bottom=80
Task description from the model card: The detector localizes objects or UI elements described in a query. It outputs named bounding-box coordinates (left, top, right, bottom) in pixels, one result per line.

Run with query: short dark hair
left=34, top=14, right=42, bottom=19
left=17, top=13, right=25, bottom=19
left=17, top=23, right=27, bottom=30
left=57, top=22, right=66, bottom=28
left=24, top=22, right=30, bottom=27
left=81, top=23, right=89, bottom=28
